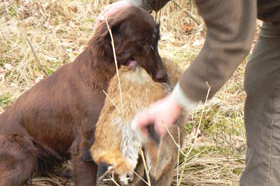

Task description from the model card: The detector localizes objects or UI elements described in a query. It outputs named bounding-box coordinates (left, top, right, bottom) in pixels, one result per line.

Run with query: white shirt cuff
left=171, top=83, right=199, bottom=112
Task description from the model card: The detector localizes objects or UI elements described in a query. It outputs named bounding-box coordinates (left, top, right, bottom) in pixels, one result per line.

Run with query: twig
left=12, top=3, right=49, bottom=76
left=133, top=170, right=149, bottom=186
left=109, top=173, right=121, bottom=186
left=102, top=171, right=121, bottom=186
left=105, top=18, right=123, bottom=111
left=102, top=90, right=121, bottom=114
left=176, top=126, right=180, bottom=186
left=20, top=32, right=49, bottom=76
left=172, top=0, right=200, bottom=25
left=139, top=148, right=152, bottom=186
left=177, top=82, right=211, bottom=185
left=163, top=122, right=187, bottom=157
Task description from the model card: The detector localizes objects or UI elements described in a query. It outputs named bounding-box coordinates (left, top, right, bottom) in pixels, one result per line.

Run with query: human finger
left=131, top=109, right=154, bottom=133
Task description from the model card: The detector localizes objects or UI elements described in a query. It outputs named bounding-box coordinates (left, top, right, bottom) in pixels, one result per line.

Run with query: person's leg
left=241, top=23, right=280, bottom=186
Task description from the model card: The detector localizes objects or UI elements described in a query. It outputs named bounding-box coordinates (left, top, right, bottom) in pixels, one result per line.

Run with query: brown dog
left=88, top=58, right=185, bottom=186
left=0, top=6, right=167, bottom=186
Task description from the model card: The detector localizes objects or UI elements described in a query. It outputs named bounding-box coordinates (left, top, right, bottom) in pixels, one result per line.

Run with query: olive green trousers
left=241, top=22, right=280, bottom=186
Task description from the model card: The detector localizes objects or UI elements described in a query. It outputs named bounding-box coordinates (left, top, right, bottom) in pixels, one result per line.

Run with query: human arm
left=94, top=0, right=171, bottom=29
left=133, top=0, right=257, bottom=136
left=126, top=0, right=171, bottom=11
left=177, top=0, right=257, bottom=103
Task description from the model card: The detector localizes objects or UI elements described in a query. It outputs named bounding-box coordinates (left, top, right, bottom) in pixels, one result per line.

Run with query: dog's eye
left=152, top=34, right=159, bottom=46
left=138, top=41, right=146, bottom=46
left=137, top=41, right=153, bottom=53
left=143, top=45, right=150, bottom=52
left=152, top=34, right=158, bottom=42
left=152, top=34, right=157, bottom=39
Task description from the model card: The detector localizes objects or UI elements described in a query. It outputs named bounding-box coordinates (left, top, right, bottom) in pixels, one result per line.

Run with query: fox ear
left=82, top=149, right=94, bottom=162
left=97, top=162, right=111, bottom=180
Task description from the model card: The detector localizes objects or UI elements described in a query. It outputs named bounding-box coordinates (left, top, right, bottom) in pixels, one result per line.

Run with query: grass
left=0, top=0, right=255, bottom=185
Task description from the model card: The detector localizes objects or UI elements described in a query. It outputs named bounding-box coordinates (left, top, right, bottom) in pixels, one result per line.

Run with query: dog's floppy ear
left=88, top=14, right=127, bottom=59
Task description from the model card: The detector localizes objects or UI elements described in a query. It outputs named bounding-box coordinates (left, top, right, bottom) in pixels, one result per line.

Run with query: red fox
left=89, top=59, right=185, bottom=186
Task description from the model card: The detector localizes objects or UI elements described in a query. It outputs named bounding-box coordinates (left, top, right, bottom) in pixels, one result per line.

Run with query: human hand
left=131, top=95, right=183, bottom=137
left=94, top=1, right=132, bottom=30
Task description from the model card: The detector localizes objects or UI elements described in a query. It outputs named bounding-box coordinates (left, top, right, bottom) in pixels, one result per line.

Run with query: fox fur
left=90, top=58, right=185, bottom=186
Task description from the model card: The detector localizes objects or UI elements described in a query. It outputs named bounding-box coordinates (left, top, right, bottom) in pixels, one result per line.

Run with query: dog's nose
left=155, top=69, right=168, bottom=82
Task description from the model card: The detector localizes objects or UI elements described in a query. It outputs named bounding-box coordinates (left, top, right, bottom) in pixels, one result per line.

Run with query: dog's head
left=89, top=6, right=167, bottom=82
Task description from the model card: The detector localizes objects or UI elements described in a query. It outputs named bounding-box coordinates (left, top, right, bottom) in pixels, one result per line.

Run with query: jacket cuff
left=171, top=83, right=199, bottom=112
left=125, top=0, right=153, bottom=11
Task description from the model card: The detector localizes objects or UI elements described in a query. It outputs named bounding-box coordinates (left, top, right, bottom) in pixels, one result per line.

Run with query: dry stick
left=109, top=173, right=121, bottom=186
left=100, top=17, right=129, bottom=186
left=110, top=179, right=121, bottom=186
left=164, top=123, right=187, bottom=157
left=20, top=32, right=49, bottom=76
left=157, top=119, right=189, bottom=185
left=103, top=171, right=121, bottom=186
left=176, top=126, right=181, bottom=186
left=104, top=17, right=127, bottom=186
left=105, top=18, right=123, bottom=111
left=177, top=82, right=211, bottom=186
left=12, top=4, right=49, bottom=77
left=102, top=90, right=121, bottom=114
left=98, top=18, right=124, bottom=186
left=172, top=0, right=200, bottom=26
left=159, top=122, right=189, bottom=185
left=139, top=148, right=152, bottom=186
left=132, top=170, right=149, bottom=186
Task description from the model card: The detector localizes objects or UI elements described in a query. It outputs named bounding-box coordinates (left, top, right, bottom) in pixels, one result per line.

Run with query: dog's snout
left=155, top=69, right=168, bottom=82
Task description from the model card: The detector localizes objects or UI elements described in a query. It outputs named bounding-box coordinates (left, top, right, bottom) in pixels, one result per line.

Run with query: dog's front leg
left=71, top=155, right=98, bottom=186
left=71, top=135, right=98, bottom=186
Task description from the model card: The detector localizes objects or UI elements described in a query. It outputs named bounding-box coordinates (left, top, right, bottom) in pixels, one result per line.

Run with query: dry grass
left=0, top=0, right=252, bottom=185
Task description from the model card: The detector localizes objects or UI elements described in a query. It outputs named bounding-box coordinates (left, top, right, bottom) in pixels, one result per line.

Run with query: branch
left=20, top=31, right=49, bottom=76
left=12, top=3, right=49, bottom=76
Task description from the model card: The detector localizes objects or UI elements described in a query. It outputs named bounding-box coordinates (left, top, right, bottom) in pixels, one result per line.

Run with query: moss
left=0, top=95, right=11, bottom=108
